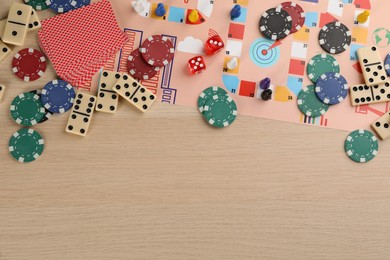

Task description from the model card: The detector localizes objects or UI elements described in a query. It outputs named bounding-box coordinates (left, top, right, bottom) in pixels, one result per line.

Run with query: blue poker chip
left=74, top=0, right=90, bottom=8
left=41, top=80, right=76, bottom=113
left=45, top=0, right=77, bottom=13
left=385, top=54, right=390, bottom=76
left=315, top=72, right=348, bottom=105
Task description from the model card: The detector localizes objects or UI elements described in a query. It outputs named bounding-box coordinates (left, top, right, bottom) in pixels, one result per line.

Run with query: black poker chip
left=259, top=7, right=292, bottom=40
left=318, top=22, right=351, bottom=54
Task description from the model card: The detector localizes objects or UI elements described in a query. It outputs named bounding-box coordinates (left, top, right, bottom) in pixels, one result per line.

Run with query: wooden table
left=1, top=1, right=390, bottom=259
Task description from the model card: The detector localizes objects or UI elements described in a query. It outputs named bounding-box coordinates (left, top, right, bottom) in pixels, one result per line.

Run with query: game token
left=198, top=86, right=228, bottom=113
left=345, top=129, right=378, bottom=163
left=203, top=94, right=238, bottom=128
left=279, top=2, right=305, bottom=34
left=259, top=7, right=292, bottom=40
left=127, top=48, right=160, bottom=80
left=12, top=48, right=46, bottom=82
left=384, top=53, right=390, bottom=76
left=318, top=22, right=351, bottom=54
left=75, top=0, right=90, bottom=9
left=45, top=0, right=77, bottom=13
left=315, top=72, right=348, bottom=105
left=41, top=80, right=76, bottom=113
left=9, top=128, right=44, bottom=163
left=307, top=54, right=340, bottom=83
left=10, top=92, right=45, bottom=126
left=140, top=35, right=175, bottom=67
left=24, top=0, right=49, bottom=10
left=297, top=84, right=329, bottom=117
left=29, top=89, right=53, bottom=123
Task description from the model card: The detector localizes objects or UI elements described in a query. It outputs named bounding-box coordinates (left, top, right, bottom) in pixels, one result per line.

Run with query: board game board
left=92, top=0, right=390, bottom=131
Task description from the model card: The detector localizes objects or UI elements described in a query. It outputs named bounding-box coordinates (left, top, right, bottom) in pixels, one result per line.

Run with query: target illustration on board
left=249, top=38, right=280, bottom=68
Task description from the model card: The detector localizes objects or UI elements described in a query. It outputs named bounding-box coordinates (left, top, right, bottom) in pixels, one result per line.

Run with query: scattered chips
left=315, top=72, right=348, bottom=105
left=345, top=129, right=378, bottom=163
left=41, top=80, right=76, bottom=113
left=203, top=94, right=238, bottom=128
left=29, top=89, right=53, bottom=123
left=279, top=2, right=305, bottom=34
left=307, top=54, right=340, bottom=83
left=25, top=0, right=49, bottom=10
left=297, top=85, right=329, bottom=117
left=259, top=7, right=292, bottom=40
left=127, top=48, right=160, bottom=80
left=318, top=22, right=351, bottom=54
left=198, top=86, right=228, bottom=113
left=10, top=92, right=46, bottom=126
left=45, top=0, right=77, bottom=13
left=12, top=48, right=46, bottom=82
left=140, top=35, right=175, bottom=67
left=384, top=53, right=390, bottom=76
left=9, top=128, right=45, bottom=163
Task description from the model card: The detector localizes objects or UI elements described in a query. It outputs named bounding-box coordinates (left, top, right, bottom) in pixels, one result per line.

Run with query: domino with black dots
left=0, top=83, right=5, bottom=103
left=350, top=81, right=390, bottom=106
left=371, top=111, right=390, bottom=140
left=2, top=3, right=32, bottom=46
left=27, top=10, right=41, bottom=32
left=357, top=46, right=387, bottom=86
left=96, top=70, right=121, bottom=113
left=113, top=73, right=156, bottom=112
left=66, top=92, right=97, bottom=136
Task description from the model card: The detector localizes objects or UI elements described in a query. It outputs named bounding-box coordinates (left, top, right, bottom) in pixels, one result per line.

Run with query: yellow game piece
left=357, top=10, right=370, bottom=24
left=188, top=9, right=199, bottom=23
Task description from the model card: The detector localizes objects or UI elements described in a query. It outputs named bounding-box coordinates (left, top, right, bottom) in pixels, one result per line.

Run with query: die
left=188, top=56, right=206, bottom=75
left=204, top=35, right=224, bottom=55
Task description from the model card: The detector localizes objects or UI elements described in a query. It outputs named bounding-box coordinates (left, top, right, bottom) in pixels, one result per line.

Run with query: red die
left=205, top=35, right=224, bottom=55
left=188, top=56, right=206, bottom=75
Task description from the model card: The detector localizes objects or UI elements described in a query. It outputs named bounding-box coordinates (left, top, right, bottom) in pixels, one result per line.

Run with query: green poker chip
left=203, top=94, right=237, bottom=128
left=297, top=84, right=329, bottom=117
left=345, top=129, right=378, bottom=163
left=24, top=0, right=49, bottom=10
left=307, top=54, right=340, bottom=83
left=9, top=128, right=45, bottom=163
left=10, top=92, right=46, bottom=126
left=198, top=86, right=227, bottom=113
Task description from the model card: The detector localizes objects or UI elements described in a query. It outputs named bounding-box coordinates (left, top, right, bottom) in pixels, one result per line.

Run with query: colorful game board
left=91, top=0, right=390, bottom=131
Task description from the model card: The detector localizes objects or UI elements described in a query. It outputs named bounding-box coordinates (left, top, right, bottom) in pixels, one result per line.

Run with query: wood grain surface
left=1, top=1, right=390, bottom=259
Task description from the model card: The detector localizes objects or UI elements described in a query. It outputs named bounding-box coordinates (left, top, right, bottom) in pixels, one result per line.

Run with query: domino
left=357, top=46, right=387, bottom=86
left=2, top=3, right=32, bottom=46
left=0, top=40, right=11, bottom=63
left=66, top=92, right=97, bottom=136
left=27, top=10, right=41, bottom=32
left=0, top=83, right=5, bottom=103
left=0, top=19, right=5, bottom=36
left=371, top=111, right=390, bottom=140
left=96, top=70, right=121, bottom=113
left=350, top=81, right=390, bottom=106
left=113, top=73, right=156, bottom=112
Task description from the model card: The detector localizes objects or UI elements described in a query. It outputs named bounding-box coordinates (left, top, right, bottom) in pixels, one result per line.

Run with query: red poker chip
left=140, top=35, right=175, bottom=67
left=127, top=48, right=160, bottom=80
left=12, top=48, right=47, bottom=82
left=280, top=2, right=305, bottom=33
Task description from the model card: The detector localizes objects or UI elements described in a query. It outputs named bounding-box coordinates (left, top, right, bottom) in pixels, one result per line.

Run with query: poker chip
left=127, top=48, right=160, bottom=80
left=259, top=7, right=292, bottom=40
left=279, top=2, right=305, bottom=34
left=41, top=80, right=76, bottom=113
left=198, top=86, right=228, bottom=113
left=307, top=54, right=340, bottom=83
left=297, top=84, right=329, bottom=117
left=315, top=72, right=348, bottom=105
left=140, top=35, right=175, bottom=67
left=203, top=94, right=238, bottom=128
left=74, top=0, right=90, bottom=8
left=12, top=48, right=46, bottom=82
left=10, top=92, right=46, bottom=126
left=345, top=129, right=378, bottom=163
left=29, top=89, right=53, bottom=123
left=318, top=22, right=351, bottom=54
left=24, top=0, right=49, bottom=10
left=45, top=0, right=77, bottom=13
left=384, top=53, right=390, bottom=76
left=9, top=128, right=44, bottom=163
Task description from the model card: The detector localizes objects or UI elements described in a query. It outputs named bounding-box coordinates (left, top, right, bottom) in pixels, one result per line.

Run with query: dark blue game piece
left=259, top=77, right=271, bottom=90
left=155, top=3, right=166, bottom=17
left=315, top=72, right=348, bottom=105
left=230, top=4, right=241, bottom=20
left=261, top=89, right=272, bottom=101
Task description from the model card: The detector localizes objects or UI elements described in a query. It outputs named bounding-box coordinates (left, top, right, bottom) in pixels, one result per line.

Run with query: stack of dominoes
left=0, top=3, right=42, bottom=63
left=349, top=46, right=390, bottom=140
